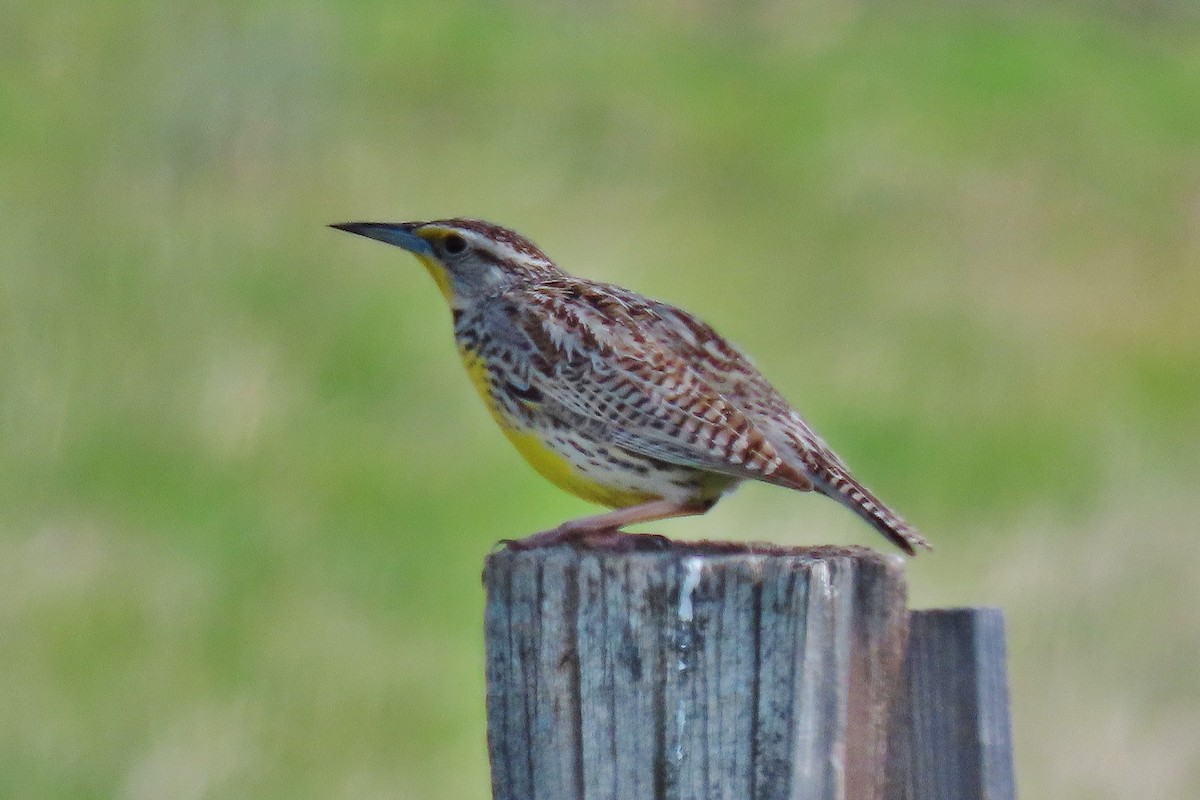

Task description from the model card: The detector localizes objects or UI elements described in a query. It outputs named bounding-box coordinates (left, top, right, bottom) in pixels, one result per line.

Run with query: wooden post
left=885, top=608, right=1016, bottom=800
left=483, top=544, right=910, bottom=800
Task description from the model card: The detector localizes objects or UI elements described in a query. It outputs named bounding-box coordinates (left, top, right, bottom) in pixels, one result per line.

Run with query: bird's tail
left=811, top=468, right=931, bottom=556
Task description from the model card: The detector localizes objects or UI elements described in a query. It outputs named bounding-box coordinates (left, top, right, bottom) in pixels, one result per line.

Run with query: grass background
left=3, top=0, right=1199, bottom=797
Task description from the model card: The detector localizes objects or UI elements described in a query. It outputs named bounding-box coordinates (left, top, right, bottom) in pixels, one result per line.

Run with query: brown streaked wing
left=508, top=281, right=814, bottom=491
left=640, top=296, right=854, bottom=474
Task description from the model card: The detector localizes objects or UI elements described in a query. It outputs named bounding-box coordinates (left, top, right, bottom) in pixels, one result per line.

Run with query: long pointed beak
left=329, top=222, right=434, bottom=255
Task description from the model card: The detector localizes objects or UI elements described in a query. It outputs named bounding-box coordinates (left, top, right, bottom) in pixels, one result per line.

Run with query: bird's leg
left=505, top=498, right=716, bottom=551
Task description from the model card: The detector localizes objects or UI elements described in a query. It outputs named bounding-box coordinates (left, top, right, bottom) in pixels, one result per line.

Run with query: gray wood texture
left=483, top=544, right=909, bottom=800
left=885, top=608, right=1016, bottom=800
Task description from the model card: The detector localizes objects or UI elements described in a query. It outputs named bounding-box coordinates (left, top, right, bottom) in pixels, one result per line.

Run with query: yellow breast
left=458, top=348, right=658, bottom=509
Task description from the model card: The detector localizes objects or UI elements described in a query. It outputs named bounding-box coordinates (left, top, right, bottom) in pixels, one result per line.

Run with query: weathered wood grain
left=483, top=544, right=909, bottom=800
left=885, top=607, right=1016, bottom=800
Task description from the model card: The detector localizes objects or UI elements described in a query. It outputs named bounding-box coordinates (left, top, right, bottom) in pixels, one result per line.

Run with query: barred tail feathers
left=812, top=469, right=930, bottom=556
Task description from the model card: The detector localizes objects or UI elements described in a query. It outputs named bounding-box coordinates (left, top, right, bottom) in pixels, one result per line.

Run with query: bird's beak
left=329, top=222, right=434, bottom=255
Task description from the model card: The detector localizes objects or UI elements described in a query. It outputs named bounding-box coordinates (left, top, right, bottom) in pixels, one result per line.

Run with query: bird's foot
left=575, top=530, right=671, bottom=552
left=498, top=525, right=581, bottom=551
left=499, top=526, right=671, bottom=552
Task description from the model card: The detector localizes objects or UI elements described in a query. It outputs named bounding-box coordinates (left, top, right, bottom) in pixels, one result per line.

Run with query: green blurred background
left=3, top=0, right=1198, bottom=797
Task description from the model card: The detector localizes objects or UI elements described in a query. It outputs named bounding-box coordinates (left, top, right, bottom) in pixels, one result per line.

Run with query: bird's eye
left=443, top=234, right=467, bottom=255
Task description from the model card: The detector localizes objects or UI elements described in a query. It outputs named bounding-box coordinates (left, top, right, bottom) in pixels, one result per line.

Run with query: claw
left=500, top=524, right=581, bottom=551
left=498, top=527, right=674, bottom=553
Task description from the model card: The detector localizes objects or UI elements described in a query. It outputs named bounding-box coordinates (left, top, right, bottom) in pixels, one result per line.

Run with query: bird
left=330, top=218, right=930, bottom=555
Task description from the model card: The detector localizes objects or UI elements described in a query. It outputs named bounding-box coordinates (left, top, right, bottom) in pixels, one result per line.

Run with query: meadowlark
left=331, top=218, right=930, bottom=555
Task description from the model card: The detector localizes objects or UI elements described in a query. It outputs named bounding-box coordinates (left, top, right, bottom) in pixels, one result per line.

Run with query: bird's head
left=330, top=218, right=563, bottom=305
